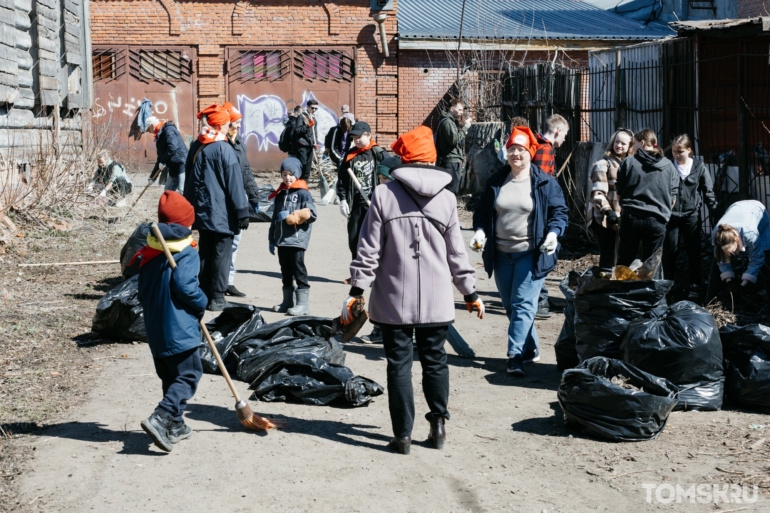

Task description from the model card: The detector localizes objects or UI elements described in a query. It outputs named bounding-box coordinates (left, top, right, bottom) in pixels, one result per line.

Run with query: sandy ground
left=12, top=189, right=770, bottom=512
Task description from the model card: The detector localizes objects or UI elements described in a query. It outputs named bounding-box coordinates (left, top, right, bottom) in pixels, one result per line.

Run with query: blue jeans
left=164, top=172, right=185, bottom=193
left=228, top=232, right=241, bottom=286
left=494, top=249, right=546, bottom=358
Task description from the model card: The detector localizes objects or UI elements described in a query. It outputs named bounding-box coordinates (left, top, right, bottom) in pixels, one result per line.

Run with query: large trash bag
left=720, top=324, right=770, bottom=412
left=119, top=223, right=151, bottom=278
left=621, top=301, right=724, bottom=411
left=555, top=272, right=580, bottom=371
left=574, top=271, right=672, bottom=361
left=249, top=184, right=276, bottom=222
left=91, top=275, right=146, bottom=342
left=558, top=356, right=679, bottom=442
left=198, top=304, right=265, bottom=375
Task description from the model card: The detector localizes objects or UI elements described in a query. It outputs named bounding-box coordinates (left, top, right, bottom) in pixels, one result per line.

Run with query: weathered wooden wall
left=0, top=0, right=90, bottom=157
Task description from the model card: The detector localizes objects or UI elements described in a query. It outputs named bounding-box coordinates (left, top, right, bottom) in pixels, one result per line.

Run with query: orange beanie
left=197, top=103, right=218, bottom=121
left=223, top=101, right=242, bottom=122
left=158, top=191, right=195, bottom=227
left=506, top=126, right=539, bottom=159
left=391, top=125, right=437, bottom=163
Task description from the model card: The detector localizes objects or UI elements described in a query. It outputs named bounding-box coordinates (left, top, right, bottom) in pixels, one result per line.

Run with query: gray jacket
left=349, top=165, right=478, bottom=326
left=268, top=184, right=317, bottom=250
left=616, top=149, right=679, bottom=223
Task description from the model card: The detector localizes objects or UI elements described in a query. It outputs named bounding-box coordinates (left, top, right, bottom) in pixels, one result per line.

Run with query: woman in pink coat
left=340, top=126, right=485, bottom=455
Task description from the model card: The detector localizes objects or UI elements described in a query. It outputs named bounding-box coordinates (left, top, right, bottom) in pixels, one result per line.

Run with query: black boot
left=168, top=419, right=192, bottom=444
left=388, top=436, right=411, bottom=455
left=141, top=409, right=173, bottom=452
left=207, top=297, right=230, bottom=311
left=428, top=418, right=446, bottom=449
left=273, top=287, right=295, bottom=313
left=226, top=284, right=246, bottom=297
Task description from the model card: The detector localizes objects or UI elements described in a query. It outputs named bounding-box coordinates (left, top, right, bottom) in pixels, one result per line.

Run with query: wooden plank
left=64, top=21, right=80, bottom=37
left=0, top=70, right=18, bottom=87
left=66, top=92, right=82, bottom=109
left=64, top=30, right=79, bottom=45
left=36, top=15, right=58, bottom=32
left=38, top=74, right=59, bottom=90
left=17, top=68, right=32, bottom=87
left=63, top=0, right=79, bottom=13
left=0, top=44, right=16, bottom=61
left=36, top=0, right=57, bottom=10
left=38, top=58, right=59, bottom=77
left=0, top=22, right=15, bottom=47
left=36, top=34, right=58, bottom=53
left=0, top=83, right=18, bottom=103
left=14, top=11, right=32, bottom=30
left=35, top=4, right=57, bottom=21
left=0, top=56, right=18, bottom=75
left=39, top=89, right=59, bottom=106
left=0, top=0, right=15, bottom=10
left=65, top=51, right=80, bottom=65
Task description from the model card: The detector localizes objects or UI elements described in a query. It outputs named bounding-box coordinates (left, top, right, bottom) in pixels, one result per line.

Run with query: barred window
left=295, top=50, right=354, bottom=82
left=241, top=51, right=283, bottom=80
left=139, top=50, right=183, bottom=81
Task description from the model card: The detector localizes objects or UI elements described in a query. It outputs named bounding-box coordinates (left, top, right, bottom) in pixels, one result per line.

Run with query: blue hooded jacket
left=136, top=223, right=208, bottom=358
left=473, top=164, right=569, bottom=279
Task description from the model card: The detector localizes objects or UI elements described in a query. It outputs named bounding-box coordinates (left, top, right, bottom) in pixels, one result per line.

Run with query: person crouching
left=268, top=157, right=318, bottom=316
left=340, top=126, right=484, bottom=455
left=131, top=191, right=208, bottom=452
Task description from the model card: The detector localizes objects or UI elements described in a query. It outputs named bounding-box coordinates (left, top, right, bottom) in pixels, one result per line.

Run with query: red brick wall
left=90, top=0, right=399, bottom=144
left=738, top=0, right=768, bottom=17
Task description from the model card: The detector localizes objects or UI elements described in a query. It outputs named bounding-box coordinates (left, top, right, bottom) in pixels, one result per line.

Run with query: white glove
left=147, top=177, right=155, bottom=186
left=87, top=184, right=94, bottom=193
left=540, top=232, right=558, bottom=255
left=469, top=230, right=486, bottom=251
left=99, top=189, right=107, bottom=198
left=340, top=203, right=350, bottom=218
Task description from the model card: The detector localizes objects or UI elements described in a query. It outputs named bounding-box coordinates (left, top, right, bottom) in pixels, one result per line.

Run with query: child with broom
left=131, top=191, right=208, bottom=452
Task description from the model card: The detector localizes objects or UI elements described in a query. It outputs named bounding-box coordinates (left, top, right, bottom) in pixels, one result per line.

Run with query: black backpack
left=278, top=118, right=295, bottom=153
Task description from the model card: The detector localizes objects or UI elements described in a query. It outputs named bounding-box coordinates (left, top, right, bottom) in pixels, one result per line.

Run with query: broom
left=150, top=223, right=279, bottom=431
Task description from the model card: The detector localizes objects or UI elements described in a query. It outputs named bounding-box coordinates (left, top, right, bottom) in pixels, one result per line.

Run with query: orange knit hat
left=391, top=125, right=437, bottom=163
left=158, top=191, right=195, bottom=227
left=197, top=103, right=218, bottom=121
left=223, top=102, right=242, bottom=122
left=506, top=126, right=539, bottom=158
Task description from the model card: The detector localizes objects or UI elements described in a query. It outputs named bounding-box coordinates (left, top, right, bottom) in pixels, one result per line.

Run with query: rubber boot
left=287, top=289, right=310, bottom=316
left=273, top=287, right=295, bottom=313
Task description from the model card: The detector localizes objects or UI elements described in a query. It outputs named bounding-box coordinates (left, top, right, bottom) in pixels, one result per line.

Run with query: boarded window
left=294, top=50, right=354, bottom=82
left=92, top=52, right=116, bottom=81
left=139, top=50, right=183, bottom=80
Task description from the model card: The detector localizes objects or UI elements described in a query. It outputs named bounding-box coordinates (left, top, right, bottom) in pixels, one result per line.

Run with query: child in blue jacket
left=268, top=157, right=317, bottom=316
left=132, top=191, right=208, bottom=452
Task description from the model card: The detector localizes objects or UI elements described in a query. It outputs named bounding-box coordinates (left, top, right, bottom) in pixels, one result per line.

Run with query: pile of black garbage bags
left=554, top=266, right=767, bottom=442
left=91, top=280, right=382, bottom=408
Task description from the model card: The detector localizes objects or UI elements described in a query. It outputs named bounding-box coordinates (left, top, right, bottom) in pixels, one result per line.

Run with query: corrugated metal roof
left=670, top=17, right=770, bottom=32
left=398, top=0, right=673, bottom=41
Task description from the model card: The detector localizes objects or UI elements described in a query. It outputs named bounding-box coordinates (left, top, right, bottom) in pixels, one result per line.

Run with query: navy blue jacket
left=269, top=185, right=317, bottom=249
left=227, top=133, right=260, bottom=206
left=473, top=164, right=569, bottom=279
left=152, top=122, right=188, bottom=176
left=184, top=139, right=249, bottom=235
left=137, top=224, right=208, bottom=358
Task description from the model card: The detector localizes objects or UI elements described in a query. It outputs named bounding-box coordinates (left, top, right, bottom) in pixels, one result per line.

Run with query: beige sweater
left=588, top=156, right=622, bottom=228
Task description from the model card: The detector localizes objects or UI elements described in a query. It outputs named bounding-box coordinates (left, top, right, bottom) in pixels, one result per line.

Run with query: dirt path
left=13, top=190, right=770, bottom=512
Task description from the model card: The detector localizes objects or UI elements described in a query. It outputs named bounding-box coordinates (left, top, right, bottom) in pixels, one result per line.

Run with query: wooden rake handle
left=150, top=223, right=243, bottom=403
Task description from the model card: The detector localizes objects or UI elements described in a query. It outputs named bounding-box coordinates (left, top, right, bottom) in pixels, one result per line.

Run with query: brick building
left=89, top=0, right=668, bottom=171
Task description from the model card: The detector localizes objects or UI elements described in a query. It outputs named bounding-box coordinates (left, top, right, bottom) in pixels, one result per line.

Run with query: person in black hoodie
left=662, top=134, right=718, bottom=300
left=324, top=115, right=354, bottom=168
left=616, top=129, right=679, bottom=274
left=224, top=103, right=260, bottom=298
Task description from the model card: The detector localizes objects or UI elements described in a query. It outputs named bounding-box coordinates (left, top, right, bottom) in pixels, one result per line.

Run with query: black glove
left=194, top=309, right=205, bottom=320
left=239, top=217, right=250, bottom=230
left=605, top=210, right=619, bottom=226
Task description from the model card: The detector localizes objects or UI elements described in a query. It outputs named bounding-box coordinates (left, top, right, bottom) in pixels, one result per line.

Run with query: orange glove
left=466, top=299, right=485, bottom=319
left=286, top=208, right=312, bottom=226
left=340, top=296, right=359, bottom=325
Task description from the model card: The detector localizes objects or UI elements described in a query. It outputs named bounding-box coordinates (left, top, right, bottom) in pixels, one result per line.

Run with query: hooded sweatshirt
left=616, top=149, right=679, bottom=223
left=349, top=164, right=477, bottom=326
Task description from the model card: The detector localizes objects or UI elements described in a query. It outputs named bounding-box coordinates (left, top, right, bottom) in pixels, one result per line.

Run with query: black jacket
left=227, top=133, right=260, bottom=206
left=324, top=126, right=349, bottom=167
left=183, top=139, right=249, bottom=235
left=290, top=115, right=314, bottom=150
left=616, top=149, right=679, bottom=224
left=152, top=122, right=188, bottom=176
left=671, top=159, right=718, bottom=219
left=336, top=146, right=386, bottom=206
left=436, top=111, right=468, bottom=163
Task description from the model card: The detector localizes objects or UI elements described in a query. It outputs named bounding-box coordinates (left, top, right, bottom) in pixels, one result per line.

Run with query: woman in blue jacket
left=471, top=126, right=569, bottom=376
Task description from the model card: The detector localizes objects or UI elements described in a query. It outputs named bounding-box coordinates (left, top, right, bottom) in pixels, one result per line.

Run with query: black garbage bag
left=558, top=357, right=679, bottom=442
left=574, top=272, right=672, bottom=361
left=555, top=272, right=580, bottom=371
left=621, top=301, right=724, bottom=411
left=720, top=324, right=770, bottom=412
left=119, top=223, right=151, bottom=278
left=249, top=184, right=275, bottom=222
left=198, top=304, right=265, bottom=375
left=91, top=275, right=146, bottom=342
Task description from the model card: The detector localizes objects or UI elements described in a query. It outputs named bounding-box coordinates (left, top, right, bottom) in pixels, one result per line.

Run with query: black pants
left=153, top=347, right=203, bottom=422
left=618, top=214, right=667, bottom=277
left=381, top=325, right=450, bottom=438
left=347, top=199, right=369, bottom=260
left=198, top=230, right=234, bottom=301
left=110, top=176, right=132, bottom=197
left=439, top=161, right=462, bottom=195
left=591, top=223, right=618, bottom=271
left=663, top=214, right=702, bottom=286
left=293, top=146, right=313, bottom=180
left=277, top=247, right=309, bottom=289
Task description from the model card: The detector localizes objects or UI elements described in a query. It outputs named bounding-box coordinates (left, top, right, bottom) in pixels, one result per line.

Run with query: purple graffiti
left=238, top=94, right=287, bottom=151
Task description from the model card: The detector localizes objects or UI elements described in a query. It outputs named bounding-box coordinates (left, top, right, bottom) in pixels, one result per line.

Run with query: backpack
left=278, top=118, right=295, bottom=153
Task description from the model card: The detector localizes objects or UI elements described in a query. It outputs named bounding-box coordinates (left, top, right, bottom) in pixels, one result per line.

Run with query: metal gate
left=92, top=45, right=197, bottom=172
left=226, top=46, right=356, bottom=170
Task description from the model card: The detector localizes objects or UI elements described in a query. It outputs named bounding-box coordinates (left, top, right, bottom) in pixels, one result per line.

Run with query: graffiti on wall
left=93, top=93, right=179, bottom=129
left=238, top=92, right=339, bottom=151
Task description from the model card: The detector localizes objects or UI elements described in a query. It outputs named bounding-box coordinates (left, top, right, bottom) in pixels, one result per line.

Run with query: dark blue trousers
left=153, top=347, right=203, bottom=422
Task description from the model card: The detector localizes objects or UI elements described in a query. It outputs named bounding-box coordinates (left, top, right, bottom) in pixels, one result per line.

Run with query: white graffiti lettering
left=93, top=98, right=106, bottom=118
left=107, top=96, right=122, bottom=113
left=154, top=101, right=168, bottom=115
